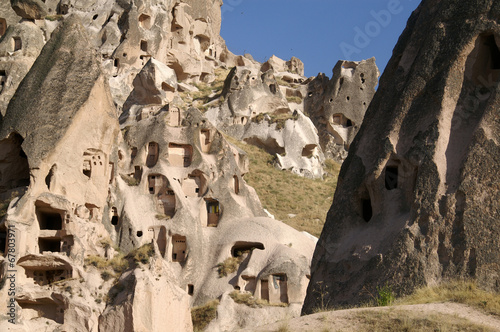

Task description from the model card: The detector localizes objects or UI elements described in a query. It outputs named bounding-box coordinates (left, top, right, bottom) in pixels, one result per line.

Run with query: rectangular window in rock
left=260, top=279, right=269, bottom=301
left=38, top=238, right=61, bottom=253
left=36, top=205, right=64, bottom=230
left=271, top=274, right=289, bottom=304
left=0, top=18, right=6, bottom=37
left=13, top=37, right=21, bottom=52
left=205, top=198, right=220, bottom=227
left=362, top=198, right=373, bottom=222
left=139, top=14, right=151, bottom=29
left=171, top=235, right=186, bottom=262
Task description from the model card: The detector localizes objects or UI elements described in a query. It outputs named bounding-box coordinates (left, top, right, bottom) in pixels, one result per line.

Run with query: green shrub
left=377, top=283, right=395, bottom=306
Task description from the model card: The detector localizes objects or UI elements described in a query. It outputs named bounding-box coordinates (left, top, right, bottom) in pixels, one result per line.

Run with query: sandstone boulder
left=10, top=0, right=47, bottom=20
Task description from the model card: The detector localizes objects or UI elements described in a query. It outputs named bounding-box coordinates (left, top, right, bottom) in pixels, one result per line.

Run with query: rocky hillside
left=303, top=0, right=500, bottom=314
left=0, top=0, right=380, bottom=331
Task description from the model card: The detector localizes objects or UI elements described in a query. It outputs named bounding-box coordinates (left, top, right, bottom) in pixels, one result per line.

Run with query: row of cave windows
left=187, top=274, right=289, bottom=304
left=110, top=197, right=222, bottom=229
left=82, top=137, right=212, bottom=180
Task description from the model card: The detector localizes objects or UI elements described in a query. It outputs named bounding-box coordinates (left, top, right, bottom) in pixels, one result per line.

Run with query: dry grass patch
left=84, top=253, right=129, bottom=282
left=217, top=256, right=243, bottom=277
left=355, top=309, right=494, bottom=332
left=182, top=67, right=230, bottom=111
left=226, top=136, right=340, bottom=237
left=127, top=243, right=155, bottom=265
left=191, top=299, right=219, bottom=332
left=229, top=290, right=288, bottom=308
left=397, top=280, right=500, bottom=317
left=286, top=96, right=302, bottom=104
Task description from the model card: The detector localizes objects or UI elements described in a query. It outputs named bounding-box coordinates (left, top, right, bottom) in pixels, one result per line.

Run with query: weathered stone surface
left=305, top=59, right=379, bottom=162
left=0, top=15, right=103, bottom=168
left=10, top=0, right=48, bottom=20
left=0, top=20, right=45, bottom=115
left=206, top=65, right=325, bottom=178
left=303, top=0, right=500, bottom=313
left=99, top=267, right=193, bottom=332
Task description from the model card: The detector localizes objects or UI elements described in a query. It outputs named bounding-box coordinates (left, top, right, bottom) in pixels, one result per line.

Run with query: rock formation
left=305, top=58, right=379, bottom=162
left=0, top=1, right=318, bottom=331
left=205, top=61, right=326, bottom=179
left=303, top=0, right=500, bottom=313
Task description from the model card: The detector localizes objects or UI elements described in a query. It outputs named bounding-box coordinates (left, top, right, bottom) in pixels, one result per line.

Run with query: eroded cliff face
left=0, top=1, right=318, bottom=331
left=303, top=0, right=500, bottom=313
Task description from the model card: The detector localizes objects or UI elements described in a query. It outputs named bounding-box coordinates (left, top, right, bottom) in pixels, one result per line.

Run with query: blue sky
left=220, top=0, right=420, bottom=78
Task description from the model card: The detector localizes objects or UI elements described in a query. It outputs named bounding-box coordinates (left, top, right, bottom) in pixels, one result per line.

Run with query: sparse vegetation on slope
left=397, top=280, right=500, bottom=317
left=181, top=68, right=230, bottom=111
left=191, top=299, right=219, bottom=332
left=355, top=310, right=494, bottom=332
left=226, top=136, right=341, bottom=237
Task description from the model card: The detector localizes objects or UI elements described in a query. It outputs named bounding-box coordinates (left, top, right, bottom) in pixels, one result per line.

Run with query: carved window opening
left=242, top=276, right=257, bottom=294
left=45, top=164, right=56, bottom=190
left=231, top=242, right=264, bottom=257
left=302, top=144, right=316, bottom=158
left=111, top=207, right=119, bottom=225
left=134, top=166, right=143, bottom=181
left=233, top=175, right=239, bottom=194
left=169, top=107, right=181, bottom=127
left=187, top=284, right=194, bottom=295
left=156, top=226, right=167, bottom=257
left=385, top=166, right=399, bottom=190
left=362, top=198, right=372, bottom=222
left=171, top=235, right=186, bottom=262
left=140, top=40, right=148, bottom=52
left=146, top=142, right=159, bottom=167
left=0, top=18, right=6, bottom=37
left=205, top=198, right=220, bottom=227
left=269, top=84, right=277, bottom=94
left=36, top=205, right=63, bottom=230
left=82, top=149, right=105, bottom=179
left=12, top=37, right=21, bottom=52
left=0, top=70, right=6, bottom=94
left=23, top=267, right=72, bottom=286
left=159, top=190, right=176, bottom=217
left=271, top=274, right=289, bottom=304
left=260, top=279, right=269, bottom=301
left=139, top=14, right=151, bottom=29
left=38, top=238, right=61, bottom=253
left=17, top=299, right=64, bottom=324
left=0, top=132, right=30, bottom=190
